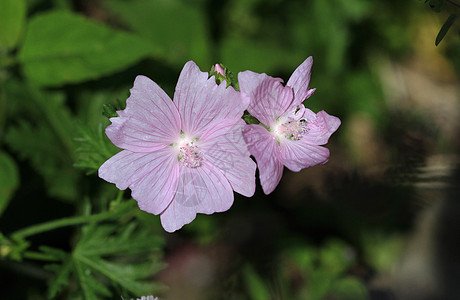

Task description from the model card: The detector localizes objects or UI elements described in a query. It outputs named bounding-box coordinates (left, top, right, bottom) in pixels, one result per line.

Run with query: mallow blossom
left=99, top=61, right=256, bottom=232
left=239, top=57, right=340, bottom=194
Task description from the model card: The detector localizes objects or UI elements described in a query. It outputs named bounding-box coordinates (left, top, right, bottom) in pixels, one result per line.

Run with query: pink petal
left=279, top=139, right=330, bottom=172
left=200, top=119, right=256, bottom=197
left=174, top=61, right=249, bottom=137
left=286, top=57, right=317, bottom=108
left=302, top=110, right=341, bottom=145
left=243, top=124, right=283, bottom=195
left=98, top=147, right=179, bottom=215
left=106, top=75, right=181, bottom=152
left=239, top=71, right=294, bottom=127
left=160, top=162, right=234, bottom=232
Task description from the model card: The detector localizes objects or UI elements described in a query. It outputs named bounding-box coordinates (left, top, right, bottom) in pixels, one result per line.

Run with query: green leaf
left=74, top=258, right=112, bottom=300
left=6, top=120, right=80, bottom=200
left=46, top=258, right=73, bottom=299
left=0, top=0, right=26, bottom=49
left=74, top=122, right=119, bottom=174
left=18, top=11, right=154, bottom=86
left=4, top=82, right=81, bottom=200
left=319, top=239, right=354, bottom=277
left=104, top=0, right=211, bottom=67
left=72, top=222, right=165, bottom=298
left=243, top=265, right=271, bottom=300
left=0, top=151, right=19, bottom=217
left=43, top=221, right=165, bottom=299
left=330, top=277, right=369, bottom=300
left=436, top=14, right=458, bottom=46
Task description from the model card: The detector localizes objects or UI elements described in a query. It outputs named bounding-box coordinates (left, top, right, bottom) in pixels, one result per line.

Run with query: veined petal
left=98, top=147, right=179, bottom=215
left=243, top=124, right=283, bottom=195
left=239, top=71, right=294, bottom=127
left=302, top=110, right=341, bottom=145
left=174, top=61, right=249, bottom=137
left=286, top=57, right=316, bottom=108
left=279, top=139, right=329, bottom=172
left=160, top=162, right=234, bottom=233
left=106, top=75, right=181, bottom=152
left=200, top=119, right=256, bottom=197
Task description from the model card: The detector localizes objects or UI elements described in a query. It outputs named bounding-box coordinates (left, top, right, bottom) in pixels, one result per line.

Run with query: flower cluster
left=99, top=58, right=340, bottom=232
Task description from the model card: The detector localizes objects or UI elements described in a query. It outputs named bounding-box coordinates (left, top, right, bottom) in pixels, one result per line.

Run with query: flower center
left=176, top=139, right=202, bottom=168
left=276, top=119, right=308, bottom=140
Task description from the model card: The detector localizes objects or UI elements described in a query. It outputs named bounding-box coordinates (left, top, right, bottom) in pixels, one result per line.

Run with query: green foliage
left=0, top=0, right=26, bottom=49
left=436, top=14, right=458, bottom=46
left=425, top=0, right=459, bottom=45
left=4, top=82, right=79, bottom=200
left=104, top=0, right=211, bottom=67
left=18, top=10, right=154, bottom=86
left=243, top=265, right=271, bottom=300
left=42, top=221, right=165, bottom=299
left=361, top=232, right=403, bottom=273
left=275, top=239, right=369, bottom=300
left=0, top=0, right=457, bottom=298
left=0, top=151, right=19, bottom=217
left=74, top=123, right=119, bottom=174
left=0, top=232, right=30, bottom=261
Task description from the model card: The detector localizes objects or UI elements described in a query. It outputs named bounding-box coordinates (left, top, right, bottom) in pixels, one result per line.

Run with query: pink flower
left=99, top=61, right=256, bottom=232
left=238, top=57, right=340, bottom=194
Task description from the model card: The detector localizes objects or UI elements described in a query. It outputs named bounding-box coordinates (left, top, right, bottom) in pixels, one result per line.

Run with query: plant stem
left=11, top=200, right=133, bottom=241
left=23, top=251, right=60, bottom=261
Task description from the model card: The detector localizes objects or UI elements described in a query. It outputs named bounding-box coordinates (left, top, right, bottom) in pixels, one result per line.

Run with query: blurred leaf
left=330, top=277, right=368, bottom=300
left=73, top=222, right=165, bottom=298
left=0, top=0, right=26, bottom=49
left=74, top=122, right=118, bottom=174
left=220, top=37, right=300, bottom=74
left=319, top=239, right=355, bottom=277
left=361, top=232, right=403, bottom=272
left=4, top=82, right=80, bottom=200
left=44, top=221, right=165, bottom=299
left=104, top=0, right=211, bottom=67
left=0, top=151, right=19, bottom=217
left=436, top=14, right=458, bottom=46
left=243, top=265, right=271, bottom=300
left=18, top=11, right=154, bottom=86
left=46, top=258, right=73, bottom=299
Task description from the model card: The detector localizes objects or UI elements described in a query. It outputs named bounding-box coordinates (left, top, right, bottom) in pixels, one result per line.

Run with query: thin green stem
left=11, top=200, right=133, bottom=241
left=23, top=251, right=60, bottom=261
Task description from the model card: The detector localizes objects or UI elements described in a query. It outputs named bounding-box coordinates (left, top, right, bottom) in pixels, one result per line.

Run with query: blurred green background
left=1, top=0, right=460, bottom=299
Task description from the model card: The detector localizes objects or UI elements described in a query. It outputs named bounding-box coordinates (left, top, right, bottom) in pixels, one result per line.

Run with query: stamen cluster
left=277, top=119, right=308, bottom=140
left=177, top=140, right=202, bottom=168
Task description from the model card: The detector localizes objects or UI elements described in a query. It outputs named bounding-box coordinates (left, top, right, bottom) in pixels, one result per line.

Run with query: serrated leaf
left=0, top=0, right=26, bottom=49
left=436, top=14, right=458, bottom=46
left=4, top=82, right=80, bottom=200
left=104, top=0, right=211, bottom=67
left=74, top=259, right=112, bottom=299
left=74, top=122, right=118, bottom=174
left=0, top=151, right=19, bottom=217
left=46, top=258, right=73, bottom=299
left=62, top=222, right=166, bottom=299
left=18, top=11, right=154, bottom=86
left=5, top=120, right=79, bottom=200
left=77, top=223, right=164, bottom=257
